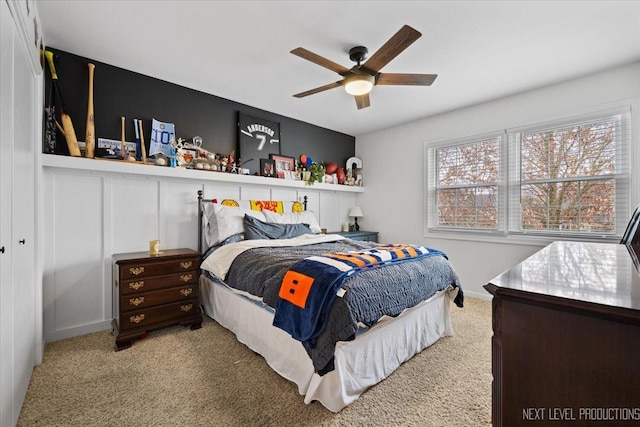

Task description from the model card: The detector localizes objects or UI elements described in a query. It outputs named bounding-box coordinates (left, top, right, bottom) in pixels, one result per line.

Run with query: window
left=427, top=108, right=630, bottom=240
left=428, top=134, right=506, bottom=233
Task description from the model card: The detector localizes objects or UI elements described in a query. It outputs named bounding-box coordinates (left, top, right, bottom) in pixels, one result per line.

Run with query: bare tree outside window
left=519, top=118, right=618, bottom=233
left=436, top=138, right=501, bottom=229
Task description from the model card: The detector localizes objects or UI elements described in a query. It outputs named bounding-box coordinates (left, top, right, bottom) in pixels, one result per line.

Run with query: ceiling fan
left=291, top=25, right=437, bottom=110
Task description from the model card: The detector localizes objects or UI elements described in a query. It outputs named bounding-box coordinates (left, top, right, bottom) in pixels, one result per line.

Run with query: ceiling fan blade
left=377, top=73, right=437, bottom=86
left=361, top=25, right=422, bottom=74
left=291, top=48, right=351, bottom=75
left=293, top=81, right=343, bottom=98
left=354, top=93, right=370, bottom=110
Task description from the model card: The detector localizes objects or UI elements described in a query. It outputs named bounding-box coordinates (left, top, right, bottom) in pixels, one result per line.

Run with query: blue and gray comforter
left=222, top=239, right=463, bottom=374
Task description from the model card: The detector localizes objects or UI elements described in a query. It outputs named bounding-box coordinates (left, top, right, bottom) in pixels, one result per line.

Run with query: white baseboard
left=463, top=290, right=493, bottom=301
left=45, top=320, right=111, bottom=344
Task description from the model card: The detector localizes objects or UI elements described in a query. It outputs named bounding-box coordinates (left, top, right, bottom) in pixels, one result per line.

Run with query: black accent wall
left=44, top=48, right=355, bottom=170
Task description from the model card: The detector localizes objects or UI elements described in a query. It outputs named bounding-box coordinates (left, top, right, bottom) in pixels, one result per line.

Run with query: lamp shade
left=349, top=206, right=364, bottom=218
left=343, top=74, right=374, bottom=96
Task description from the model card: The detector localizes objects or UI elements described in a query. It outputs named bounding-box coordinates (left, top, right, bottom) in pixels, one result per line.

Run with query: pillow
left=243, top=215, right=312, bottom=240
left=203, top=203, right=266, bottom=246
left=202, top=232, right=244, bottom=259
left=262, top=209, right=322, bottom=234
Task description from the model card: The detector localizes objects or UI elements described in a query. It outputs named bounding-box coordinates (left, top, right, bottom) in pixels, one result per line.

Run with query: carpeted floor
left=17, top=297, right=492, bottom=426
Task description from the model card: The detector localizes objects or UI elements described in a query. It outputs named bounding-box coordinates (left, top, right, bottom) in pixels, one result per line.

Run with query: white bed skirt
left=199, top=275, right=456, bottom=412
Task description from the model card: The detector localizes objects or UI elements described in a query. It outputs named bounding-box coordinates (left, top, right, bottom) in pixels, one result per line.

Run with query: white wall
left=356, top=61, right=640, bottom=300
left=42, top=160, right=359, bottom=342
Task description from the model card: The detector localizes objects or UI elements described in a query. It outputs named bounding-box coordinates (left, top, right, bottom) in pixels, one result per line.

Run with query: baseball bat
left=134, top=118, right=141, bottom=161
left=138, top=119, right=147, bottom=163
left=120, top=116, right=126, bottom=159
left=44, top=50, right=81, bottom=157
left=43, top=75, right=57, bottom=153
left=85, top=63, right=95, bottom=158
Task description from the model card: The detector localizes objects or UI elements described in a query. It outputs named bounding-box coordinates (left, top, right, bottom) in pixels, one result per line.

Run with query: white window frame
left=425, top=106, right=631, bottom=243
left=508, top=108, right=630, bottom=240
left=426, top=132, right=507, bottom=236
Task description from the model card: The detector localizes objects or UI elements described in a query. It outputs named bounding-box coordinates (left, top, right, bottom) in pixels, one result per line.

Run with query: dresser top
left=488, top=241, right=640, bottom=311
left=113, top=248, right=199, bottom=263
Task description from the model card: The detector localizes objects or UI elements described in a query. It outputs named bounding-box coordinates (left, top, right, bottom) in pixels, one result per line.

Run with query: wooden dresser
left=485, top=241, right=640, bottom=426
left=112, top=248, right=202, bottom=350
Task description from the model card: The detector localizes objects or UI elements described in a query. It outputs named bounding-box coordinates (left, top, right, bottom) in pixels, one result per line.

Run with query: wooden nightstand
left=112, top=248, right=202, bottom=351
left=333, top=231, right=379, bottom=242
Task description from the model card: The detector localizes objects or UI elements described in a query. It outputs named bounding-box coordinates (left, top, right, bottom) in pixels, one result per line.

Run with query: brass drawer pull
left=130, top=314, right=145, bottom=324
left=180, top=304, right=193, bottom=312
left=129, top=297, right=145, bottom=307
left=180, top=274, right=193, bottom=283
left=180, top=261, right=193, bottom=269
left=129, top=281, right=144, bottom=291
left=130, top=266, right=144, bottom=276
left=180, top=288, right=193, bottom=297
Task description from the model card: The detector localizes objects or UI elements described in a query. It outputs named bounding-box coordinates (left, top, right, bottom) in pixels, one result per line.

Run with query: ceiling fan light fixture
left=344, top=74, right=374, bottom=96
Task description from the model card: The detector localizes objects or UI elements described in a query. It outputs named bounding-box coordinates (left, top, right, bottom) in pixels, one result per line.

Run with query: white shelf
left=41, top=154, right=365, bottom=193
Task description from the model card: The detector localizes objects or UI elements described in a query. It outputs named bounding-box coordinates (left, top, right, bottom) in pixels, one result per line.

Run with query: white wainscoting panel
left=160, top=181, right=202, bottom=252
left=44, top=172, right=104, bottom=338
left=111, top=177, right=160, bottom=254
left=239, top=186, right=271, bottom=201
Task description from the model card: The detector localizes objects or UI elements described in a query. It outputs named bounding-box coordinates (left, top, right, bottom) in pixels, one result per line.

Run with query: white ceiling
left=37, top=0, right=640, bottom=137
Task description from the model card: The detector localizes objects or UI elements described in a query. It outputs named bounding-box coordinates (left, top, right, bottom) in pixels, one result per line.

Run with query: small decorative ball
left=203, top=163, right=211, bottom=170
left=306, top=157, right=312, bottom=167
left=300, top=154, right=307, bottom=165
left=155, top=157, right=166, bottom=166
left=126, top=156, right=136, bottom=162
left=195, top=163, right=204, bottom=170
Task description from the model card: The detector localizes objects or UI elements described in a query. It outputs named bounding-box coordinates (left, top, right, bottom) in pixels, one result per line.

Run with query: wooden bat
left=85, top=63, right=95, bottom=158
left=120, top=116, right=126, bottom=159
left=138, top=119, right=147, bottom=163
left=44, top=50, right=81, bottom=157
left=43, top=75, right=57, bottom=153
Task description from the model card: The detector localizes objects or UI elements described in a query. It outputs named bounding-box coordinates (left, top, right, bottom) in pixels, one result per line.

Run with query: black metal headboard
left=197, top=190, right=308, bottom=254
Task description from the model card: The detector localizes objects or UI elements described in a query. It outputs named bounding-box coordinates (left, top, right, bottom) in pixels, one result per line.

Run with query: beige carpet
left=17, top=297, right=492, bottom=427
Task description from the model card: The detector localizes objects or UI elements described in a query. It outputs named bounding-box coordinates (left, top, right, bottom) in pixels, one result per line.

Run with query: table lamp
left=349, top=206, right=364, bottom=231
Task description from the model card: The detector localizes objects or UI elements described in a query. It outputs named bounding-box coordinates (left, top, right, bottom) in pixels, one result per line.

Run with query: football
left=325, top=162, right=338, bottom=175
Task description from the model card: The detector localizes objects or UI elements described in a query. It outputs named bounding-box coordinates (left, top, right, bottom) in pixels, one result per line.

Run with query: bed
left=196, top=191, right=463, bottom=412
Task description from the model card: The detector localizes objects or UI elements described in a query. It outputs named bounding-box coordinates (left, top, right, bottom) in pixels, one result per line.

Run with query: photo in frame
left=238, top=113, right=281, bottom=175
left=269, top=154, right=295, bottom=179
left=179, top=148, right=197, bottom=167
left=260, top=158, right=275, bottom=177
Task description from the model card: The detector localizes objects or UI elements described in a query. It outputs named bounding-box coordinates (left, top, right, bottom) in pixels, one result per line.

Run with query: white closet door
left=0, top=1, right=37, bottom=425
left=11, top=8, right=36, bottom=421
left=0, top=2, right=16, bottom=425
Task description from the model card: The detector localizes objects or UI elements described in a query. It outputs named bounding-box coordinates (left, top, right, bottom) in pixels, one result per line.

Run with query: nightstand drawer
left=118, top=299, right=199, bottom=331
left=120, top=271, right=197, bottom=295
left=119, top=259, right=198, bottom=280
left=120, top=285, right=198, bottom=312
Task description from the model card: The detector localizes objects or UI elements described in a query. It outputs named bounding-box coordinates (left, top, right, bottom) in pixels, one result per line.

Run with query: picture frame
left=179, top=148, right=197, bottom=167
left=97, top=137, right=137, bottom=158
left=269, top=154, right=295, bottom=179
left=238, top=113, right=281, bottom=175
left=260, top=158, right=275, bottom=177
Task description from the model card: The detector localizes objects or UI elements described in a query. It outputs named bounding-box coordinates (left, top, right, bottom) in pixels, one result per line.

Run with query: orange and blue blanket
left=273, top=244, right=447, bottom=348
